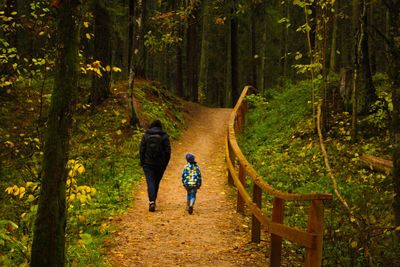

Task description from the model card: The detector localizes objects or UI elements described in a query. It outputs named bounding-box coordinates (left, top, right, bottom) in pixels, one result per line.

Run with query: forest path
left=105, top=102, right=268, bottom=266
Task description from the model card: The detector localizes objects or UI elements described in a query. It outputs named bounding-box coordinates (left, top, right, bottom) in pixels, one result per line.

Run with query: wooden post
left=237, top=163, right=245, bottom=214
left=243, top=95, right=249, bottom=114
left=227, top=136, right=234, bottom=186
left=234, top=115, right=240, bottom=132
left=251, top=183, right=262, bottom=243
left=270, top=197, right=284, bottom=267
left=305, top=200, right=324, bottom=267
left=237, top=111, right=242, bottom=132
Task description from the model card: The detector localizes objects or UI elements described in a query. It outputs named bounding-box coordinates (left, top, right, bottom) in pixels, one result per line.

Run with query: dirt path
left=105, top=102, right=268, bottom=266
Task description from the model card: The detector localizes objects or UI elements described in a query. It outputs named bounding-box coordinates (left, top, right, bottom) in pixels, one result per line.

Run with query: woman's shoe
left=149, top=201, right=156, bottom=212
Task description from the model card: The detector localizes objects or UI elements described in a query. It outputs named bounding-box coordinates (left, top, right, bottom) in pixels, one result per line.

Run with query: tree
left=230, top=0, right=239, bottom=104
left=173, top=0, right=184, bottom=98
left=90, top=0, right=112, bottom=105
left=355, top=0, right=376, bottom=115
left=185, top=0, right=201, bottom=102
left=198, top=0, right=211, bottom=104
left=127, top=0, right=142, bottom=126
left=30, top=0, right=80, bottom=266
left=384, top=0, right=400, bottom=238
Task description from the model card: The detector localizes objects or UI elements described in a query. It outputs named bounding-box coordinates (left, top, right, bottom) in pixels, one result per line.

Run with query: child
left=181, top=153, right=202, bottom=214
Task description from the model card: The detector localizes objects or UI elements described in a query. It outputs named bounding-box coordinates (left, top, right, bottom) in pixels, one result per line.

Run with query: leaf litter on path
left=105, top=102, right=268, bottom=266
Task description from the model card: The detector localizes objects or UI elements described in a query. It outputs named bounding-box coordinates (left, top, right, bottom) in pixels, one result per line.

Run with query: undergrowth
left=239, top=77, right=398, bottom=266
left=0, top=79, right=184, bottom=266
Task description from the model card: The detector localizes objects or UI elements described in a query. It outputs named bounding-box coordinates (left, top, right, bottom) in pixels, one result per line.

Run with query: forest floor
left=104, top=102, right=269, bottom=266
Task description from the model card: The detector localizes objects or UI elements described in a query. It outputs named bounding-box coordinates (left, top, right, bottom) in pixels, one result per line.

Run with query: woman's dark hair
left=150, top=120, right=162, bottom=129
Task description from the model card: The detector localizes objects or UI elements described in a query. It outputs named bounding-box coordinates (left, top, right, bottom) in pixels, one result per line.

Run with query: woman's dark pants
left=143, top=165, right=165, bottom=203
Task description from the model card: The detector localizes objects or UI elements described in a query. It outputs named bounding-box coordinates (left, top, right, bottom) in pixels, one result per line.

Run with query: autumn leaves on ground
left=105, top=102, right=268, bottom=266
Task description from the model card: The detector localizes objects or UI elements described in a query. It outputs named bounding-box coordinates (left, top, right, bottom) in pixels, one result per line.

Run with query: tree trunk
left=185, top=0, right=200, bottom=102
left=358, top=0, right=376, bottom=114
left=128, top=0, right=134, bottom=72
left=30, top=1, right=80, bottom=266
left=174, top=0, right=183, bottom=97
left=231, top=0, right=239, bottom=105
left=281, top=1, right=289, bottom=81
left=176, top=40, right=183, bottom=97
left=90, top=0, right=112, bottom=105
left=127, top=0, right=143, bottom=126
left=198, top=0, right=211, bottom=104
left=136, top=0, right=147, bottom=78
left=329, top=1, right=338, bottom=74
left=251, top=5, right=257, bottom=88
left=387, top=0, right=400, bottom=239
left=225, top=2, right=232, bottom=107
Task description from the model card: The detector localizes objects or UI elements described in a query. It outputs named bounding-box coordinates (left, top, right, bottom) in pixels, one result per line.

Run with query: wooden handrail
left=226, top=85, right=333, bottom=267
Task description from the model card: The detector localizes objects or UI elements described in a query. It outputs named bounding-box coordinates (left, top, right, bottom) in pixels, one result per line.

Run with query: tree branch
left=317, top=103, right=360, bottom=228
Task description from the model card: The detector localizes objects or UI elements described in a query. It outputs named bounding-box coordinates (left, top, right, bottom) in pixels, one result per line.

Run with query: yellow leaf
left=78, top=194, right=87, bottom=204
left=83, top=21, right=89, bottom=28
left=13, top=186, right=20, bottom=196
left=99, top=223, right=109, bottom=234
left=19, top=187, right=26, bottom=198
left=77, top=165, right=85, bottom=174
left=32, top=184, right=39, bottom=192
left=86, top=33, right=91, bottom=40
left=25, top=181, right=32, bottom=188
left=38, top=31, right=45, bottom=36
left=90, top=188, right=97, bottom=196
left=27, top=194, right=35, bottom=202
left=351, top=241, right=358, bottom=248
left=116, top=130, right=122, bottom=135
left=5, top=141, right=14, bottom=148
left=112, top=66, right=122, bottom=73
left=5, top=187, right=14, bottom=194
left=121, top=119, right=127, bottom=124
left=68, top=170, right=75, bottom=177
left=68, top=193, right=76, bottom=203
left=94, top=68, right=102, bottom=77
left=67, top=159, right=77, bottom=165
left=395, top=226, right=400, bottom=231
left=106, top=65, right=111, bottom=72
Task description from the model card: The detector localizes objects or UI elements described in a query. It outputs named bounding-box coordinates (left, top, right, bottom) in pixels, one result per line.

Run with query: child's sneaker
left=149, top=201, right=155, bottom=212
left=188, top=205, right=193, bottom=214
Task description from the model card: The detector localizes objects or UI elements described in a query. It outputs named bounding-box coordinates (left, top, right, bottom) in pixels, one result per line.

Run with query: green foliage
left=244, top=94, right=269, bottom=109
left=1, top=79, right=184, bottom=266
left=359, top=73, right=392, bottom=136
left=0, top=1, right=55, bottom=90
left=135, top=82, right=184, bottom=138
left=145, top=10, right=184, bottom=53
left=239, top=79, right=396, bottom=265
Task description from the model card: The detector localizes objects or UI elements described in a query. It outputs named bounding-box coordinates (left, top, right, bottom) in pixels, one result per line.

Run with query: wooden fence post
left=251, top=183, right=262, bottom=243
left=227, top=136, right=234, bottom=186
left=237, top=163, right=245, bottom=214
left=270, top=197, right=284, bottom=267
left=305, top=200, right=324, bottom=267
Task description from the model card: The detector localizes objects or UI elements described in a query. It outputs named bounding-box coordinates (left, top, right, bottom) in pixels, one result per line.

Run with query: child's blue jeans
left=186, top=186, right=197, bottom=207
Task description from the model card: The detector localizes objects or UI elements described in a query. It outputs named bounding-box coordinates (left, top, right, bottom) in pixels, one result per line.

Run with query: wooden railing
left=225, top=86, right=333, bottom=267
